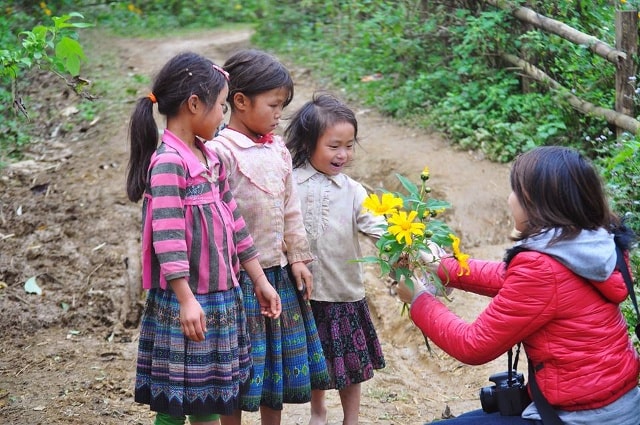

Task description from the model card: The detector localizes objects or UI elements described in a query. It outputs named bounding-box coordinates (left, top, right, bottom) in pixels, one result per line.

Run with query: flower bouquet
left=360, top=167, right=469, bottom=314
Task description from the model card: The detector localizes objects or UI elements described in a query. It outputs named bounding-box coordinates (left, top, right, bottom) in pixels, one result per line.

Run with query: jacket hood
left=515, top=228, right=616, bottom=283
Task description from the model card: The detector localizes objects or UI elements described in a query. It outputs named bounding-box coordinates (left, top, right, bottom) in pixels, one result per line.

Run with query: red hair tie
left=148, top=92, right=157, bottom=104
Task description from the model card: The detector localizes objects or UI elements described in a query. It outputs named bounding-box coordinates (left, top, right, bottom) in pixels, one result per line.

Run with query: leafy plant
left=1, top=12, right=92, bottom=93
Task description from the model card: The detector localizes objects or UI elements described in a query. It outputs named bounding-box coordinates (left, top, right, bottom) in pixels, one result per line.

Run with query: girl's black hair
left=509, top=146, right=622, bottom=243
left=223, top=49, right=294, bottom=108
left=126, top=52, right=227, bottom=202
left=285, top=93, right=358, bottom=169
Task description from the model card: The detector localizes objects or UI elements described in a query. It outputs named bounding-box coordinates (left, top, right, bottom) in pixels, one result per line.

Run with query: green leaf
left=356, top=255, right=380, bottom=263
left=55, top=36, right=85, bottom=76
left=396, top=173, right=419, bottom=196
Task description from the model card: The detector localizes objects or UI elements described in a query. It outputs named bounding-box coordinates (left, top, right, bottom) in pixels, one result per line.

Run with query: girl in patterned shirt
left=286, top=93, right=386, bottom=425
left=126, top=51, right=280, bottom=425
left=206, top=49, right=330, bottom=425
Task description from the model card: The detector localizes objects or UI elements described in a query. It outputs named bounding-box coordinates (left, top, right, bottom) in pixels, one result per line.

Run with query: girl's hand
left=179, top=297, right=207, bottom=342
left=241, top=257, right=282, bottom=318
left=169, top=278, right=207, bottom=341
left=290, top=261, right=313, bottom=300
left=254, top=278, right=282, bottom=319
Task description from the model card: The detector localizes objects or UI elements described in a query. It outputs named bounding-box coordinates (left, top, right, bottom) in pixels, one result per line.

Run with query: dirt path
left=0, top=28, right=514, bottom=425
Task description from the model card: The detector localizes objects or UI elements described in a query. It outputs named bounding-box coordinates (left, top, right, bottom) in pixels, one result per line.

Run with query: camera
left=479, top=370, right=531, bottom=416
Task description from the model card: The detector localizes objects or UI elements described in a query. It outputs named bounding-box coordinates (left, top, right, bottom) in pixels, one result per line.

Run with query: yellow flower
left=449, top=233, right=470, bottom=276
left=362, top=193, right=403, bottom=216
left=40, top=1, right=46, bottom=9
left=44, top=8, right=51, bottom=16
left=420, top=166, right=430, bottom=181
left=388, top=210, right=425, bottom=246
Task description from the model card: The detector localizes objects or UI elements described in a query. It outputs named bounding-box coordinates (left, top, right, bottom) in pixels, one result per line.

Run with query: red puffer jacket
left=410, top=251, right=640, bottom=411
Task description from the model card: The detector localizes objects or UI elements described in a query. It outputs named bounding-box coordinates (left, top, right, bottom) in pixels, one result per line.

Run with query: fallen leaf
left=24, top=276, right=42, bottom=295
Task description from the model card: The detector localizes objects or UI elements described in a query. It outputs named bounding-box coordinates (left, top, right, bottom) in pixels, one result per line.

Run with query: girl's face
left=196, top=85, right=229, bottom=140
left=309, top=121, right=355, bottom=176
left=508, top=191, right=528, bottom=232
left=243, top=87, right=290, bottom=137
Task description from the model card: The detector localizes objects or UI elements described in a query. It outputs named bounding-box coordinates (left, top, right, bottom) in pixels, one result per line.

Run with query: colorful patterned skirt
left=238, top=265, right=331, bottom=411
left=310, top=298, right=385, bottom=390
left=134, top=286, right=251, bottom=416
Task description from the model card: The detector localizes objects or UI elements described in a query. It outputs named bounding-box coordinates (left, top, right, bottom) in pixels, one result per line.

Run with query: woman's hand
left=395, top=276, right=415, bottom=304
left=396, top=275, right=430, bottom=305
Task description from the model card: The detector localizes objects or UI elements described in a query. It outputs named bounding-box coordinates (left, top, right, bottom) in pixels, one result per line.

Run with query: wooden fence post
left=615, top=10, right=638, bottom=138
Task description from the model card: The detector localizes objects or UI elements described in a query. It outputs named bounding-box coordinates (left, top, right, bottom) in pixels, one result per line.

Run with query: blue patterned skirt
left=310, top=298, right=385, bottom=390
left=134, top=286, right=251, bottom=416
left=238, top=265, right=330, bottom=411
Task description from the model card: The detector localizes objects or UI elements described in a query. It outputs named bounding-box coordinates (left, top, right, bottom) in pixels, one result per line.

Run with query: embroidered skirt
left=238, top=265, right=330, bottom=411
left=310, top=298, right=385, bottom=390
left=134, top=286, right=251, bottom=416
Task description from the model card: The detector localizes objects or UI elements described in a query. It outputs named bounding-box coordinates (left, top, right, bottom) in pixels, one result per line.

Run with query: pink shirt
left=141, top=129, right=257, bottom=293
left=207, top=128, right=313, bottom=268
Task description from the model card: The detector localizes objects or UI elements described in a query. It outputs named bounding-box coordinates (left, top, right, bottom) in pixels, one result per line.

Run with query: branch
left=487, top=0, right=627, bottom=64
left=501, top=53, right=640, bottom=134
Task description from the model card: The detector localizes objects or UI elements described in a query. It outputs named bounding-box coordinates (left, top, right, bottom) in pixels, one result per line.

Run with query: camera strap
left=528, top=361, right=564, bottom=424
left=615, top=243, right=640, bottom=340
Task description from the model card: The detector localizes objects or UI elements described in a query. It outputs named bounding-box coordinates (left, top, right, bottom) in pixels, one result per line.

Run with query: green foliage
left=0, top=0, right=266, bottom=164
left=0, top=3, right=93, bottom=163
left=87, top=0, right=267, bottom=35
left=253, top=0, right=634, bottom=162
left=596, top=136, right=640, bottom=346
left=1, top=11, right=92, bottom=81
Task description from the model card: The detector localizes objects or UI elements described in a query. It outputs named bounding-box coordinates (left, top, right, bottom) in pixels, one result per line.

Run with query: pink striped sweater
left=140, top=129, right=257, bottom=293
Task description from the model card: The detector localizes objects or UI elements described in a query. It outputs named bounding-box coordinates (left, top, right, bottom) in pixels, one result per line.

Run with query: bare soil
left=0, top=28, right=515, bottom=425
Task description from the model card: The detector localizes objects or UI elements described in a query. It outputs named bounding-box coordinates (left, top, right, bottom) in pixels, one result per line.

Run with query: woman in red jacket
left=398, top=146, right=640, bottom=425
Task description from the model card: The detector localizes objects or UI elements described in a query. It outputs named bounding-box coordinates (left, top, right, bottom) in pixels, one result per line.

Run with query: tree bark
left=501, top=53, right=640, bottom=134
left=615, top=10, right=637, bottom=138
left=487, top=0, right=627, bottom=64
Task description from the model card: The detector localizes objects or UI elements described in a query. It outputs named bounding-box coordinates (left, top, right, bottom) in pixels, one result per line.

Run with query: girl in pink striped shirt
left=126, top=52, right=281, bottom=425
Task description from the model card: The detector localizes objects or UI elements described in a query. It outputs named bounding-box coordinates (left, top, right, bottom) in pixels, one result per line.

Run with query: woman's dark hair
left=223, top=49, right=294, bottom=108
left=285, top=93, right=358, bottom=169
left=510, top=146, right=620, bottom=243
left=126, top=52, right=227, bottom=202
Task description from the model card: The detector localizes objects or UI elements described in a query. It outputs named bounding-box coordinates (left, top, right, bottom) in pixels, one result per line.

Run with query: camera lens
left=479, top=386, right=499, bottom=413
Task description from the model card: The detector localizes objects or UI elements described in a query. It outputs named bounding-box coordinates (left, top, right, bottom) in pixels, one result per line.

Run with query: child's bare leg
left=309, top=389, right=328, bottom=425
left=220, top=410, right=241, bottom=425
left=259, top=405, right=282, bottom=425
left=339, top=383, right=361, bottom=425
